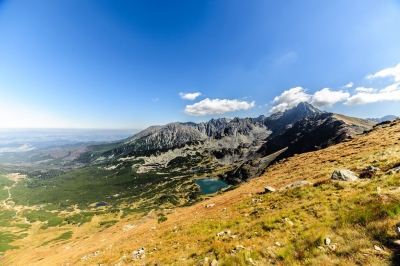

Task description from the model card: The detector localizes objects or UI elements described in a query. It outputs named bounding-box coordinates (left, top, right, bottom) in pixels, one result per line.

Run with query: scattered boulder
left=252, top=198, right=262, bottom=203
left=374, top=245, right=382, bottom=251
left=386, top=166, right=400, bottom=174
left=232, top=245, right=246, bottom=253
left=216, top=230, right=231, bottom=237
left=281, top=217, right=294, bottom=226
left=279, top=181, right=313, bottom=192
left=395, top=222, right=400, bottom=235
left=389, top=239, right=400, bottom=247
left=264, top=186, right=276, bottom=193
left=205, top=203, right=216, bottom=208
left=324, top=238, right=331, bottom=245
left=331, top=170, right=358, bottom=181
left=211, top=259, right=218, bottom=266
left=132, top=247, right=146, bottom=260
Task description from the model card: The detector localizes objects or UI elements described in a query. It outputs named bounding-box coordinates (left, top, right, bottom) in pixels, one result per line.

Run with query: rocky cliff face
left=257, top=112, right=360, bottom=158
left=259, top=102, right=323, bottom=139
left=123, top=117, right=269, bottom=152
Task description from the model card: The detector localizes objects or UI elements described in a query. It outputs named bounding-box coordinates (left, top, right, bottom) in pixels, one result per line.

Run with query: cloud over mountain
left=179, top=92, right=202, bottom=100
left=269, top=62, right=400, bottom=112
left=269, top=87, right=348, bottom=113
left=184, top=98, right=255, bottom=116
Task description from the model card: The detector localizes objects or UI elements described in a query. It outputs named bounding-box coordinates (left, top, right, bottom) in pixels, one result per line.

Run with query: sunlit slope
left=1, top=119, right=400, bottom=265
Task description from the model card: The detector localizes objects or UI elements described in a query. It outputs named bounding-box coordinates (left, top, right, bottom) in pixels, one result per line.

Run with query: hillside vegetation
left=1, top=118, right=399, bottom=265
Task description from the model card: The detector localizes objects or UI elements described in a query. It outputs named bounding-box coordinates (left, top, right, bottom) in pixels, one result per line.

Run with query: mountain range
left=76, top=102, right=377, bottom=184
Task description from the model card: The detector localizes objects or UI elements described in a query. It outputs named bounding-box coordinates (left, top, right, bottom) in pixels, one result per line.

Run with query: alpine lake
left=194, top=178, right=228, bottom=194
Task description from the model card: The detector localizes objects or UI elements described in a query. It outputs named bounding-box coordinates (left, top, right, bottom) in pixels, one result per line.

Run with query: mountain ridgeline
left=76, top=102, right=378, bottom=184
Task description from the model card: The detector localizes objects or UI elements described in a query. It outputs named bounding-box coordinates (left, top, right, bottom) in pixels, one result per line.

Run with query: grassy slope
left=1, top=119, right=400, bottom=265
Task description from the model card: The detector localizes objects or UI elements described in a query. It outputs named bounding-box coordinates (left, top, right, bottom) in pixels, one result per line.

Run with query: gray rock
left=324, top=238, right=331, bottom=245
left=132, top=247, right=146, bottom=259
left=264, top=186, right=276, bottom=193
left=281, top=217, right=294, bottom=226
left=387, top=166, right=400, bottom=174
left=389, top=239, right=400, bottom=247
left=395, top=222, right=400, bottom=235
left=216, top=230, right=231, bottom=237
left=331, top=170, right=358, bottom=181
left=211, top=259, right=218, bottom=266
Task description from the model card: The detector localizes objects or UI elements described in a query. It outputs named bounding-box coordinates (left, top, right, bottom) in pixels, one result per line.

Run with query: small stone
left=376, top=187, right=381, bottom=192
left=281, top=218, right=294, bottom=226
left=222, top=208, right=226, bottom=212
left=233, top=245, right=245, bottom=252
left=264, top=186, right=276, bottom=193
left=389, top=239, right=400, bottom=247
left=211, top=259, right=218, bottom=266
left=324, top=238, right=331, bottom=245
left=275, top=241, right=281, bottom=247
left=374, top=245, right=382, bottom=251
left=150, top=226, right=156, bottom=230
left=395, top=223, right=400, bottom=235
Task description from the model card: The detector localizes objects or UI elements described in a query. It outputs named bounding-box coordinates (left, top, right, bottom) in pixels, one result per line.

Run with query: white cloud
left=310, top=88, right=350, bottom=108
left=366, top=63, right=400, bottom=82
left=269, top=87, right=310, bottom=113
left=345, top=90, right=400, bottom=105
left=344, top=82, right=354, bottom=88
left=355, top=87, right=377, bottom=93
left=269, top=87, right=348, bottom=113
left=380, top=82, right=400, bottom=93
left=184, top=98, right=255, bottom=116
left=152, top=98, right=159, bottom=102
left=179, top=92, right=202, bottom=100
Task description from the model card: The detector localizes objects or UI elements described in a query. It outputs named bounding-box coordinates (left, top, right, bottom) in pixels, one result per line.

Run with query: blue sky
left=1, top=0, right=400, bottom=129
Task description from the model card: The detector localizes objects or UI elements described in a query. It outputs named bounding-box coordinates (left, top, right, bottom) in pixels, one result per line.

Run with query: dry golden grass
left=1, top=119, right=400, bottom=265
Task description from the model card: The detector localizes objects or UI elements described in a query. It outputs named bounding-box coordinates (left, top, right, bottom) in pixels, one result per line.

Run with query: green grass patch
left=40, top=231, right=73, bottom=246
left=99, top=220, right=119, bottom=228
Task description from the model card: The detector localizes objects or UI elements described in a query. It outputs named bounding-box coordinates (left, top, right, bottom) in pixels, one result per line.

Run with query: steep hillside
left=258, top=112, right=375, bottom=160
left=1, top=119, right=400, bottom=266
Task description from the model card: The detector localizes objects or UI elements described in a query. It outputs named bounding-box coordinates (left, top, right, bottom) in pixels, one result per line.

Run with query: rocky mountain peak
left=260, top=102, right=322, bottom=138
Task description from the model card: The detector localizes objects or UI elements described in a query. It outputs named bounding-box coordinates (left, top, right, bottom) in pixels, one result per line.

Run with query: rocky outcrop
left=331, top=170, right=358, bottom=181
